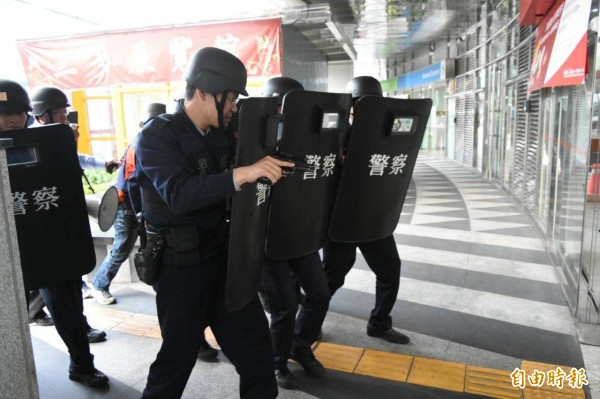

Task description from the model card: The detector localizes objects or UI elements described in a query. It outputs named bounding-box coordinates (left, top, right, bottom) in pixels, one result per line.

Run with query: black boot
left=290, top=347, right=324, bottom=376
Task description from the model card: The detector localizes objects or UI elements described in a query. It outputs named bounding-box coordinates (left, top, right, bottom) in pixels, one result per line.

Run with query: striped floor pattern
left=29, top=155, right=591, bottom=398
left=323, top=155, right=587, bottom=397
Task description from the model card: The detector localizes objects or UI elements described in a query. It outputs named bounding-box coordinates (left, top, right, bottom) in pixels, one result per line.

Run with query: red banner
left=528, top=0, right=591, bottom=92
left=17, top=19, right=282, bottom=90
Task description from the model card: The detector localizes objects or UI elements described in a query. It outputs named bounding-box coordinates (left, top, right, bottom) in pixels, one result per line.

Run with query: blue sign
left=397, top=62, right=445, bottom=90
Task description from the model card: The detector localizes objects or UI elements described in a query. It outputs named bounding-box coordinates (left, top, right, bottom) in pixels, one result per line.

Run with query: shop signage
left=528, top=0, right=591, bottom=92
left=381, top=77, right=398, bottom=94
left=397, top=61, right=450, bottom=91
left=17, top=19, right=282, bottom=90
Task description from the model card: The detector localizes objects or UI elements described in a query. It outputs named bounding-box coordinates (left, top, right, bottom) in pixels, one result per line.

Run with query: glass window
left=87, top=99, right=114, bottom=139
left=503, top=84, right=516, bottom=188
left=551, top=87, right=588, bottom=301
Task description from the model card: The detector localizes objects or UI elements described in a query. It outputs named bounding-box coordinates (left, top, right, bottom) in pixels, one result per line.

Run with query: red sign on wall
left=17, top=19, right=282, bottom=90
left=528, top=0, right=591, bottom=92
left=519, top=0, right=556, bottom=25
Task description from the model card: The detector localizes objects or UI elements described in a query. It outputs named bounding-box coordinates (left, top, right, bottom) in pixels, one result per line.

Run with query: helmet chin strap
left=212, top=91, right=229, bottom=129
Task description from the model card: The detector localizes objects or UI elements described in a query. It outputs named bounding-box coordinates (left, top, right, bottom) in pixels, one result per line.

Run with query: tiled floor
left=29, top=155, right=596, bottom=398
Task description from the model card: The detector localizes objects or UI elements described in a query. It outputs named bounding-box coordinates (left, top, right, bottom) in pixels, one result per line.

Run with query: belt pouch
left=133, top=231, right=164, bottom=285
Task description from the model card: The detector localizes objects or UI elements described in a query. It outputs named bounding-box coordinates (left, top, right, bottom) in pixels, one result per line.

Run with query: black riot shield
left=0, top=124, right=96, bottom=291
left=329, top=96, right=432, bottom=243
left=226, top=97, right=279, bottom=312
left=265, top=90, right=352, bottom=259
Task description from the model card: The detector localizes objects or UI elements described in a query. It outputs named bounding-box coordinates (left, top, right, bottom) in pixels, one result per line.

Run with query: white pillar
left=0, top=138, right=39, bottom=398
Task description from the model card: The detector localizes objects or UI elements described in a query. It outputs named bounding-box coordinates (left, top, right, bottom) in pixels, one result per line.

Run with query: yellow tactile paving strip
left=84, top=307, right=588, bottom=398
left=313, top=342, right=364, bottom=373
left=354, top=349, right=412, bottom=381
left=407, top=357, right=467, bottom=392
left=465, top=366, right=522, bottom=399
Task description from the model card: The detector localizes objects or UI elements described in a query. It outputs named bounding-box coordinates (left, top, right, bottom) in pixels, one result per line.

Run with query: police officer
left=262, top=76, right=304, bottom=106
left=0, top=79, right=31, bottom=130
left=30, top=86, right=120, bottom=174
left=256, top=76, right=306, bottom=313
left=0, top=79, right=109, bottom=388
left=323, top=76, right=410, bottom=345
left=30, top=85, right=110, bottom=344
left=0, top=80, right=55, bottom=326
left=31, top=86, right=119, bottom=301
left=139, top=102, right=167, bottom=128
left=134, top=47, right=292, bottom=399
left=259, top=77, right=331, bottom=390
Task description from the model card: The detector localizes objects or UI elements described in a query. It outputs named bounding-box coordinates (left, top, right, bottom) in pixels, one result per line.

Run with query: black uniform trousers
left=323, top=235, right=400, bottom=331
left=38, top=279, right=95, bottom=371
left=142, top=241, right=277, bottom=399
left=262, top=251, right=330, bottom=370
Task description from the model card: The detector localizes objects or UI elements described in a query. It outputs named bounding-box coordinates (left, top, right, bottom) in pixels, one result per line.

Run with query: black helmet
left=262, top=77, right=304, bottom=104
left=0, top=79, right=31, bottom=113
left=184, top=47, right=248, bottom=97
left=345, top=76, right=383, bottom=99
left=30, top=86, right=70, bottom=116
left=142, top=102, right=166, bottom=123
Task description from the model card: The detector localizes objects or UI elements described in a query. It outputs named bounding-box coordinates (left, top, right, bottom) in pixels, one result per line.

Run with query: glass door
left=536, top=96, right=555, bottom=234
left=488, top=64, right=501, bottom=180
left=551, top=94, right=567, bottom=243
left=447, top=97, right=456, bottom=160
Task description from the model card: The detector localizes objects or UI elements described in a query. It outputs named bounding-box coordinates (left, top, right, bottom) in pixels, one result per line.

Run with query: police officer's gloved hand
left=105, top=159, right=120, bottom=174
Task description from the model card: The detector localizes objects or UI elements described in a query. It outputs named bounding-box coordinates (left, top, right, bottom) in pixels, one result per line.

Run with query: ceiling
left=289, top=0, right=485, bottom=62
left=4, top=0, right=485, bottom=65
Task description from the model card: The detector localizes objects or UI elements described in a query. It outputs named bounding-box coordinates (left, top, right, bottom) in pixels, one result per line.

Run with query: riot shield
left=265, top=90, right=352, bottom=259
left=226, top=97, right=279, bottom=312
left=0, top=124, right=96, bottom=291
left=329, top=96, right=433, bottom=243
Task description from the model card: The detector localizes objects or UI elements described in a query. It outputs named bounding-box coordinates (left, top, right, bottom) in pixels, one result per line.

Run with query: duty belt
left=147, top=223, right=227, bottom=251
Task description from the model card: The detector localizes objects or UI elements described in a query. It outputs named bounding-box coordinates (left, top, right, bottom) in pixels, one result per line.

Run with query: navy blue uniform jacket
left=130, top=99, right=237, bottom=229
